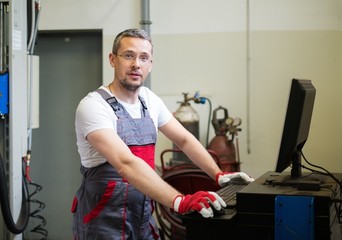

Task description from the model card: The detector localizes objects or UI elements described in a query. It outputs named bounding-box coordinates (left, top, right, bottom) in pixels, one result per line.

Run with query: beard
left=119, top=78, right=143, bottom=92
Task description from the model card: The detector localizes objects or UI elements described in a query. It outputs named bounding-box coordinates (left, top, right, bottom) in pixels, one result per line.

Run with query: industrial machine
left=171, top=92, right=241, bottom=172
left=0, top=1, right=46, bottom=239
left=207, top=106, right=241, bottom=172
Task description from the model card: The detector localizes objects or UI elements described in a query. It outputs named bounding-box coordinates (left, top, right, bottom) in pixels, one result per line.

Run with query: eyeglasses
left=117, top=51, right=152, bottom=65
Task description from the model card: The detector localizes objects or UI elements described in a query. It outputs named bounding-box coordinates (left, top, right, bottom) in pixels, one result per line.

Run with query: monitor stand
left=270, top=153, right=322, bottom=191
left=264, top=172, right=323, bottom=191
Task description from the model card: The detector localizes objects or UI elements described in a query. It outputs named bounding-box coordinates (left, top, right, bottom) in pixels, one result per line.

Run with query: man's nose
left=131, top=57, right=141, bottom=68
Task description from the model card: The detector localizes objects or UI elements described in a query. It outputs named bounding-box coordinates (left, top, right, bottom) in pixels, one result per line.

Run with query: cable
left=200, top=97, right=212, bottom=148
left=298, top=151, right=342, bottom=232
left=27, top=0, right=42, bottom=55
left=300, top=151, right=341, bottom=188
left=24, top=1, right=47, bottom=238
left=22, top=155, right=48, bottom=240
left=28, top=0, right=42, bottom=55
left=27, top=0, right=36, bottom=53
left=299, top=151, right=342, bottom=226
left=25, top=2, right=48, bottom=238
left=192, top=93, right=212, bottom=148
left=0, top=153, right=30, bottom=234
left=246, top=0, right=251, bottom=154
left=26, top=182, right=48, bottom=239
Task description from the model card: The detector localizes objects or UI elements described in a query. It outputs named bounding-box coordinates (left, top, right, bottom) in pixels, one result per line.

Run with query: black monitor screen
left=275, top=79, right=316, bottom=178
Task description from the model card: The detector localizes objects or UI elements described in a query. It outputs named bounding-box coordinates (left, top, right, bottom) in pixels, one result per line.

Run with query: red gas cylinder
left=207, top=106, right=241, bottom=172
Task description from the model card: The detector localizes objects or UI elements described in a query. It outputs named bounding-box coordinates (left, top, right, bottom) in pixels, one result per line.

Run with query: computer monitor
left=275, top=79, right=316, bottom=179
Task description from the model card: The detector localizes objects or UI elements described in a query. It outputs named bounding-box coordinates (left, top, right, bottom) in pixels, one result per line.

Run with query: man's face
left=110, top=37, right=153, bottom=92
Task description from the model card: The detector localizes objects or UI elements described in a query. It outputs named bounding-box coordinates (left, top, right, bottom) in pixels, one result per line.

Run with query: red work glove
left=216, top=172, right=254, bottom=187
left=172, top=191, right=226, bottom=218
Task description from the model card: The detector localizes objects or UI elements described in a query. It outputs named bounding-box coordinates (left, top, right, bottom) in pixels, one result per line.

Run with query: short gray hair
left=112, top=28, right=153, bottom=54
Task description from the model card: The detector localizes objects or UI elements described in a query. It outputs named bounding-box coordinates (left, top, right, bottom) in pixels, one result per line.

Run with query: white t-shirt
left=75, top=86, right=173, bottom=167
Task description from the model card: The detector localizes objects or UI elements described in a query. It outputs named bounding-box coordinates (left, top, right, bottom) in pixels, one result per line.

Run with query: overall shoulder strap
left=96, top=88, right=111, bottom=100
left=96, top=88, right=149, bottom=118
left=95, top=88, right=120, bottom=112
left=138, top=95, right=149, bottom=117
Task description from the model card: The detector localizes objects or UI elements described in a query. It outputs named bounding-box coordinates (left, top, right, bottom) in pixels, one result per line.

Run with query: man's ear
left=109, top=53, right=115, bottom=67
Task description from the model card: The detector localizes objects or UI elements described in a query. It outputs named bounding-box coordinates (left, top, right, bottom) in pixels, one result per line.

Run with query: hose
left=0, top=153, right=30, bottom=234
left=26, top=181, right=48, bottom=239
left=21, top=153, right=48, bottom=239
left=193, top=93, right=212, bottom=148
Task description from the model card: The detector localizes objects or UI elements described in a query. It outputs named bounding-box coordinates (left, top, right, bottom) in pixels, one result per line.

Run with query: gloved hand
left=172, top=191, right=226, bottom=218
left=216, top=172, right=254, bottom=187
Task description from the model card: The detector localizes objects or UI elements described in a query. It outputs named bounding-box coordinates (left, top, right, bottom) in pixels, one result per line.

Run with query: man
left=71, top=28, right=253, bottom=239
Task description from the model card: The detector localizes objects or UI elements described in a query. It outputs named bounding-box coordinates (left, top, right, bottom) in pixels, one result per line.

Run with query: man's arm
left=159, top=117, right=222, bottom=180
left=87, top=128, right=180, bottom=208
left=159, top=117, right=254, bottom=186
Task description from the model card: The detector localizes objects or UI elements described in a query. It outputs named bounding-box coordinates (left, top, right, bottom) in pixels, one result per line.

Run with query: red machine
left=207, top=106, right=241, bottom=172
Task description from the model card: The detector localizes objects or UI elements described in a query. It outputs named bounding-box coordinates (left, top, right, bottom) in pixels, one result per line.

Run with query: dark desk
left=183, top=171, right=341, bottom=240
left=182, top=208, right=238, bottom=239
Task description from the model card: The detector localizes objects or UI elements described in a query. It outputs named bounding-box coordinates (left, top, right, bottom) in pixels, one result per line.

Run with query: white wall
left=39, top=0, right=342, bottom=178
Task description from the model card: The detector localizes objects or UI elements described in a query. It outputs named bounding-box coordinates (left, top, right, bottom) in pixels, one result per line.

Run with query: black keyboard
left=216, top=182, right=247, bottom=207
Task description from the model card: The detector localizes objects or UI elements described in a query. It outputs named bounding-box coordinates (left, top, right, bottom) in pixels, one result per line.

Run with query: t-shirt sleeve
left=157, top=99, right=173, bottom=127
left=75, top=94, right=115, bottom=139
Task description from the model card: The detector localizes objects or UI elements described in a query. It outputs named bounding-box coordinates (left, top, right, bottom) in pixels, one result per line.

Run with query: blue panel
left=0, top=72, right=9, bottom=115
left=275, top=195, right=315, bottom=240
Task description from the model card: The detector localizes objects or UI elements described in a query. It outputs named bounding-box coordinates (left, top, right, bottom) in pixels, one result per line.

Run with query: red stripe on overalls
left=83, top=181, right=117, bottom=224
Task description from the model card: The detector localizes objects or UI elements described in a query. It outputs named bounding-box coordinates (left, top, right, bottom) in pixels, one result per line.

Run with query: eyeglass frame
left=116, top=51, right=153, bottom=65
